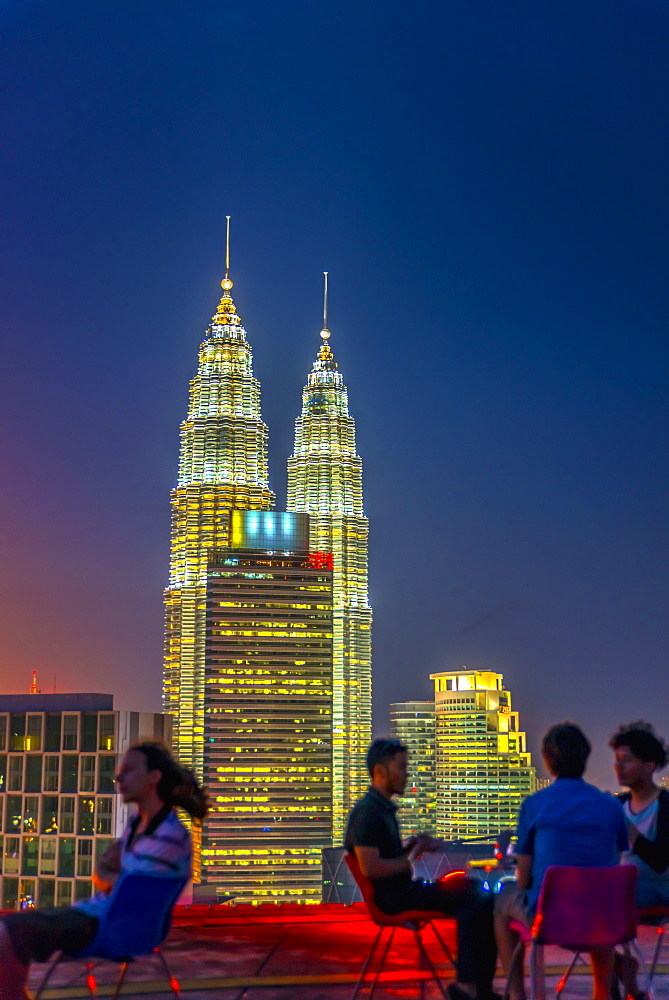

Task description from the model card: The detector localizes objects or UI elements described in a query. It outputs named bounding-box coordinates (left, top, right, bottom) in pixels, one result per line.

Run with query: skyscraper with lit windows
left=390, top=701, right=436, bottom=837
left=430, top=668, right=535, bottom=840
left=164, top=240, right=275, bottom=778
left=202, top=510, right=333, bottom=902
left=287, top=277, right=372, bottom=843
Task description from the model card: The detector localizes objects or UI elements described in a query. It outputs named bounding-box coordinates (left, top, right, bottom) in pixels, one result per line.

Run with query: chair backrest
left=83, top=873, right=188, bottom=961
left=344, top=852, right=378, bottom=912
left=534, top=865, right=637, bottom=950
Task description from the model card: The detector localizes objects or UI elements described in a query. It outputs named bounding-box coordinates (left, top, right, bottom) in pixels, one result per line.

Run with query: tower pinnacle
left=320, top=271, right=330, bottom=341
left=222, top=214, right=233, bottom=290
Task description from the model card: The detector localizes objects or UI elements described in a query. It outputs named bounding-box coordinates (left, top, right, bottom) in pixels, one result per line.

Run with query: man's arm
left=515, top=854, right=532, bottom=891
left=354, top=844, right=413, bottom=880
left=93, top=838, right=123, bottom=891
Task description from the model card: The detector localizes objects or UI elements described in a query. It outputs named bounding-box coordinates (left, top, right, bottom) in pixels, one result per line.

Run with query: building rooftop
left=0, top=693, right=114, bottom=712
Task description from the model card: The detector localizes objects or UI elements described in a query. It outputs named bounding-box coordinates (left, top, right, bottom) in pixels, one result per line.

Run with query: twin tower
left=162, top=236, right=372, bottom=899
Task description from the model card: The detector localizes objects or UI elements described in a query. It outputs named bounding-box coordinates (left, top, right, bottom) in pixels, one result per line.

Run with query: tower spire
left=320, top=271, right=330, bottom=342
left=222, top=215, right=233, bottom=291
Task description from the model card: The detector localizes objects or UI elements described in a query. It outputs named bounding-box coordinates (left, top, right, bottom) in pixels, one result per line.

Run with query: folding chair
left=636, top=905, right=669, bottom=989
left=34, top=873, right=187, bottom=1000
left=345, top=852, right=458, bottom=1000
left=505, top=865, right=652, bottom=1000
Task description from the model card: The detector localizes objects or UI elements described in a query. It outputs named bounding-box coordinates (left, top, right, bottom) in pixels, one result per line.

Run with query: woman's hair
left=542, top=722, right=591, bottom=778
left=130, top=742, right=209, bottom=821
left=609, top=722, right=668, bottom=769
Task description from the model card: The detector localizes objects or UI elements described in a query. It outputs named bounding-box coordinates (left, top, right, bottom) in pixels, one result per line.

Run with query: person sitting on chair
left=0, top=742, right=208, bottom=1000
left=345, top=738, right=498, bottom=1000
left=495, top=723, right=628, bottom=1000
left=610, top=721, right=669, bottom=998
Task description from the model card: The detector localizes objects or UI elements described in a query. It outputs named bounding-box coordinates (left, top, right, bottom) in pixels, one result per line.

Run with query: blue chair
left=34, top=873, right=187, bottom=999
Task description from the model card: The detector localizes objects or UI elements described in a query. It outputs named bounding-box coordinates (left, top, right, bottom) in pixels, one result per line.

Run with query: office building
left=430, top=669, right=535, bottom=840
left=390, top=701, right=436, bottom=837
left=164, top=245, right=275, bottom=778
left=201, top=509, right=333, bottom=902
left=0, top=693, right=169, bottom=911
left=287, top=277, right=372, bottom=842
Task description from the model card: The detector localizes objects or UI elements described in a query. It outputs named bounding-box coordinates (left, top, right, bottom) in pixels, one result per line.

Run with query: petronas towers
left=164, top=231, right=372, bottom=878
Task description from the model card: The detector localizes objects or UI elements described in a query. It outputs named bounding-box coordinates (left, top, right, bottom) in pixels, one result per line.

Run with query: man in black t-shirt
left=345, top=739, right=498, bottom=1000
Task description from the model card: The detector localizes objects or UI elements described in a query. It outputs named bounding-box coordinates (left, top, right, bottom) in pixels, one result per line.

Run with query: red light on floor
left=86, top=972, right=97, bottom=992
left=495, top=852, right=503, bottom=861
left=658, top=926, right=664, bottom=936
left=170, top=977, right=180, bottom=990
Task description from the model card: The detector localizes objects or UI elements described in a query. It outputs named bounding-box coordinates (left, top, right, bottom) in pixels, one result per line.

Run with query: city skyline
left=1, top=1, right=667, bottom=792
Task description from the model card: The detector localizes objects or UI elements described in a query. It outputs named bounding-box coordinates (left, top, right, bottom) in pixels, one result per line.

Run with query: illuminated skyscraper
left=287, top=275, right=372, bottom=843
left=202, top=510, right=333, bottom=902
left=430, top=669, right=535, bottom=840
left=164, top=225, right=275, bottom=776
left=390, top=701, right=436, bottom=837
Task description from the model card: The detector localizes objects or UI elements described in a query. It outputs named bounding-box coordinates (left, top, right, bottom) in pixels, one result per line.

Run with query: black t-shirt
left=345, top=786, right=412, bottom=901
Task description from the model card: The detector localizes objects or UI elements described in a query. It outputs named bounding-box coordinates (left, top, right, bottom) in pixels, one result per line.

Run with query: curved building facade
left=164, top=274, right=275, bottom=777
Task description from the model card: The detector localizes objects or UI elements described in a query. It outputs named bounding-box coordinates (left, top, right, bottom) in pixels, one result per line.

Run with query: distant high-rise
left=201, top=510, right=333, bottom=902
left=287, top=275, right=372, bottom=843
left=0, top=694, right=170, bottom=911
left=390, top=701, right=436, bottom=837
left=430, top=669, right=535, bottom=840
left=164, top=226, right=275, bottom=778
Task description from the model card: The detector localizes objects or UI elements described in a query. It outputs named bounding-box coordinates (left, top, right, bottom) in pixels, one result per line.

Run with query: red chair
left=636, top=905, right=669, bottom=989
left=505, top=866, right=651, bottom=1000
left=344, top=852, right=458, bottom=1000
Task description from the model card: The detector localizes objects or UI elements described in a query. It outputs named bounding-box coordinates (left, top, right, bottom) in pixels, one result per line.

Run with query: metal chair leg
left=110, top=960, right=129, bottom=1000
left=369, top=925, right=396, bottom=1000
left=155, top=947, right=181, bottom=999
left=648, top=922, right=666, bottom=984
left=414, top=927, right=448, bottom=1000
left=351, top=925, right=384, bottom=1000
left=33, top=952, right=63, bottom=1000
left=556, top=950, right=581, bottom=995
left=629, top=940, right=655, bottom=1000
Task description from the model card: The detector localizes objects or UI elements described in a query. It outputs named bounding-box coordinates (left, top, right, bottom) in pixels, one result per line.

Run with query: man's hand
left=407, top=834, right=444, bottom=861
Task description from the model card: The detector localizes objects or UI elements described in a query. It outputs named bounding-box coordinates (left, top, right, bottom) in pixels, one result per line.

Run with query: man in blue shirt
left=495, top=723, right=628, bottom=1000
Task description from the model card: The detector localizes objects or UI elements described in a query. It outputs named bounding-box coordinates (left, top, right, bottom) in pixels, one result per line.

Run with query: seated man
left=495, top=723, right=628, bottom=1000
left=0, top=742, right=209, bottom=1000
left=345, top=738, right=498, bottom=1000
left=610, top=721, right=669, bottom=998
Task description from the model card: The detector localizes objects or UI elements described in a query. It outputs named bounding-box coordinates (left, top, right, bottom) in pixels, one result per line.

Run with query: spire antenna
left=323, top=271, right=328, bottom=329
left=221, top=216, right=234, bottom=291
left=320, top=272, right=330, bottom=341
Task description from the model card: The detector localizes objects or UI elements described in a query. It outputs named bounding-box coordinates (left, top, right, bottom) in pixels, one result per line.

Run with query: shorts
left=1, top=907, right=98, bottom=965
left=494, top=880, right=532, bottom=927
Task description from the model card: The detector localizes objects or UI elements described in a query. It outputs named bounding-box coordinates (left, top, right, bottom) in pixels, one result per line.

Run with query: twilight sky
left=1, top=0, right=667, bottom=787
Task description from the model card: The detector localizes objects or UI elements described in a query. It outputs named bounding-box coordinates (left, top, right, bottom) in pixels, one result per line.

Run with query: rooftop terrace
left=24, top=903, right=669, bottom=1000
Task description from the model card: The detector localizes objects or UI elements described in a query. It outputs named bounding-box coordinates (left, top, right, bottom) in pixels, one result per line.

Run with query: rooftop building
left=390, top=701, right=436, bottom=837
left=0, top=693, right=169, bottom=911
left=430, top=669, right=535, bottom=840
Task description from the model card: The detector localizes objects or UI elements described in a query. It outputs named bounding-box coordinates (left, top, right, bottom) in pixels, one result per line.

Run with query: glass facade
left=0, top=702, right=170, bottom=910
left=164, top=274, right=275, bottom=778
left=202, top=546, right=333, bottom=902
left=430, top=670, right=536, bottom=840
left=287, top=323, right=372, bottom=844
left=390, top=701, right=436, bottom=837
